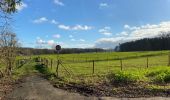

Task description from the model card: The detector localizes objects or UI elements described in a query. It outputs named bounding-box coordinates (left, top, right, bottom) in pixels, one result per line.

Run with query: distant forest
left=18, top=33, right=170, bottom=55
left=116, top=33, right=170, bottom=52
left=18, top=48, right=106, bottom=55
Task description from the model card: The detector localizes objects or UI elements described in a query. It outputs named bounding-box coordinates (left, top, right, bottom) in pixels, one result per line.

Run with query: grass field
left=37, top=50, right=170, bottom=76
left=1, top=50, right=170, bottom=96
left=30, top=50, right=170, bottom=96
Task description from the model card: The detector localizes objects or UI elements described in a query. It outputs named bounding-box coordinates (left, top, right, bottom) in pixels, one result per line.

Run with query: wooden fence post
left=56, top=60, right=60, bottom=77
left=92, top=60, right=95, bottom=74
left=146, top=57, right=149, bottom=68
left=120, top=59, right=123, bottom=71
left=51, top=59, right=53, bottom=70
left=168, top=54, right=170, bottom=66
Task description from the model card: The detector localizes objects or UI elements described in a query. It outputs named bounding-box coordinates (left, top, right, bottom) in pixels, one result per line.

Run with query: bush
left=146, top=68, right=170, bottom=83
left=107, top=71, right=140, bottom=85
left=153, top=73, right=170, bottom=83
left=146, top=69, right=170, bottom=77
left=153, top=73, right=166, bottom=83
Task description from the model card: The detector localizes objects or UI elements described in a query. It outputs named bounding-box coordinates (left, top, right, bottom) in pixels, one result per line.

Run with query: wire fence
left=36, top=53, right=170, bottom=77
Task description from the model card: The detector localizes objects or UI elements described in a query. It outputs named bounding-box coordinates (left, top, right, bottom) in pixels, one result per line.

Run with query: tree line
left=116, top=32, right=170, bottom=52
left=18, top=48, right=105, bottom=55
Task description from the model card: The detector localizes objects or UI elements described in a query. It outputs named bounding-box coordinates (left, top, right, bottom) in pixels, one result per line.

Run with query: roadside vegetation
left=1, top=47, right=170, bottom=97
left=1, top=49, right=170, bottom=97
left=32, top=50, right=170, bottom=97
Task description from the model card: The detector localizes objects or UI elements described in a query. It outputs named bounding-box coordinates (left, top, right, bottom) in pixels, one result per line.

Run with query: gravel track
left=4, top=74, right=170, bottom=100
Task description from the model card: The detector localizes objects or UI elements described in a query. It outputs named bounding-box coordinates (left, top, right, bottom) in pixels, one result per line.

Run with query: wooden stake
left=56, top=60, right=60, bottom=77
left=93, top=60, right=95, bottom=74
left=147, top=57, right=149, bottom=68
left=51, top=59, right=53, bottom=69
left=168, top=54, right=170, bottom=66
left=120, top=59, right=123, bottom=71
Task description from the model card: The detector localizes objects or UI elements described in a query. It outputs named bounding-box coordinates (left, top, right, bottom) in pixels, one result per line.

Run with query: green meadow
left=4, top=50, right=170, bottom=96
left=38, top=50, right=170, bottom=76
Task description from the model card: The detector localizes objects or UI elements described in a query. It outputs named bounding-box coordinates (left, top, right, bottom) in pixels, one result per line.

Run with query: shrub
left=107, top=71, right=140, bottom=85
left=146, top=69, right=170, bottom=77
left=153, top=73, right=166, bottom=83
left=146, top=68, right=170, bottom=83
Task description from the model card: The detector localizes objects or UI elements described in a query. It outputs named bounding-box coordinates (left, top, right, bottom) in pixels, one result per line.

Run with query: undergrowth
left=146, top=67, right=170, bottom=83
left=12, top=61, right=38, bottom=79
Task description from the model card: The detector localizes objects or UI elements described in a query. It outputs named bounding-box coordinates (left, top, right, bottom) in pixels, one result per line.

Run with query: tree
left=118, top=32, right=170, bottom=51
left=0, top=0, right=21, bottom=13
left=0, top=28, right=18, bottom=76
left=0, top=0, right=21, bottom=76
left=0, top=0, right=21, bottom=27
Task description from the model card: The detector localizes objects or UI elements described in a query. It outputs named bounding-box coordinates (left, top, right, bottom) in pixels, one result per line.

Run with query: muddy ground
left=0, top=74, right=170, bottom=100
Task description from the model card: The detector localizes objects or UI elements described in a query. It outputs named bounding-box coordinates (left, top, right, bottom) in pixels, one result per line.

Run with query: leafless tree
left=0, top=27, right=18, bottom=76
left=0, top=0, right=21, bottom=27
left=0, top=0, right=21, bottom=77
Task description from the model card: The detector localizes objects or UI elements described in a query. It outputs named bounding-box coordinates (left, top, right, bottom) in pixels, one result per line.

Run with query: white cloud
left=70, top=38, right=85, bottom=42
left=16, top=2, right=27, bottom=11
left=58, top=24, right=70, bottom=30
left=53, top=34, right=61, bottom=38
left=54, top=0, right=64, bottom=6
left=77, top=43, right=93, bottom=48
left=124, top=24, right=140, bottom=30
left=99, top=26, right=112, bottom=36
left=95, top=21, right=170, bottom=49
left=124, top=24, right=130, bottom=29
left=33, top=17, right=48, bottom=24
left=79, top=39, right=85, bottom=42
left=72, top=25, right=92, bottom=30
left=51, top=19, right=58, bottom=24
left=36, top=38, right=46, bottom=44
left=94, top=37, right=124, bottom=49
left=33, top=18, right=59, bottom=24
left=47, top=40, right=55, bottom=46
left=99, top=3, right=109, bottom=8
left=119, top=31, right=128, bottom=36
left=36, top=37, right=57, bottom=48
left=58, top=24, right=92, bottom=31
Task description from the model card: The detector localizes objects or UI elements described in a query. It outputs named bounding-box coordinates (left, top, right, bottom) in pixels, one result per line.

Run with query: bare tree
left=0, top=0, right=21, bottom=27
left=0, top=27, right=18, bottom=76
left=0, top=0, right=21, bottom=77
left=0, top=0, right=21, bottom=13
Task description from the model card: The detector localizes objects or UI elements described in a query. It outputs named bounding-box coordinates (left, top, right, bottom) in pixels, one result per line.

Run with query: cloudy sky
left=13, top=0, right=170, bottom=49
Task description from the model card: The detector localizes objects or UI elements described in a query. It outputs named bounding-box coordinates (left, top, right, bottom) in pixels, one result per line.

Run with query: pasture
left=38, top=51, right=170, bottom=76
left=2, top=50, right=170, bottom=97
left=30, top=50, right=170, bottom=96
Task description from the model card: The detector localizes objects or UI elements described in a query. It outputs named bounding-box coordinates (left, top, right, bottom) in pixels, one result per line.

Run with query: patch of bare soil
left=1, top=73, right=170, bottom=100
left=0, top=77, right=18, bottom=100
left=53, top=81, right=170, bottom=98
left=3, top=74, right=97, bottom=100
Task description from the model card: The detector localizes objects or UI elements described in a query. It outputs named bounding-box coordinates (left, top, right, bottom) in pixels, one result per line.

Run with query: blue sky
left=13, top=0, right=170, bottom=49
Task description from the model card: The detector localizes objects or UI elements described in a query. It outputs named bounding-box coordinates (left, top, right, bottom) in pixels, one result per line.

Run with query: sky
left=12, top=0, right=170, bottom=49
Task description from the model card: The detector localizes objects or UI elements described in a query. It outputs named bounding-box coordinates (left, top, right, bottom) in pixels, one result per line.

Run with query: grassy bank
left=1, top=50, right=170, bottom=97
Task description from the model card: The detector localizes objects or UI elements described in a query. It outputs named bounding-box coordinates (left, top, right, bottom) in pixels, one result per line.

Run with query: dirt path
left=5, top=74, right=170, bottom=100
